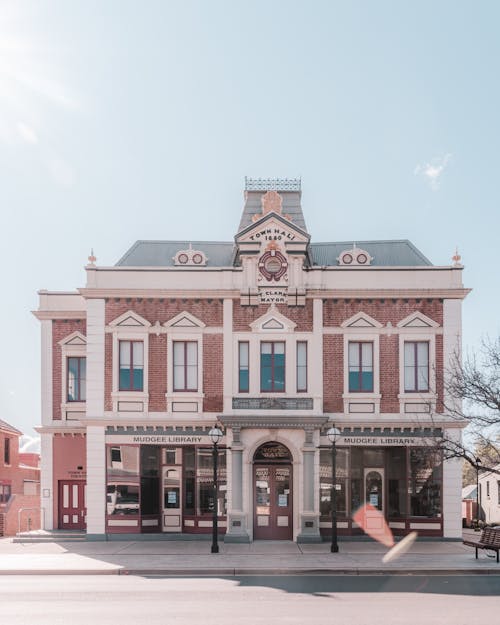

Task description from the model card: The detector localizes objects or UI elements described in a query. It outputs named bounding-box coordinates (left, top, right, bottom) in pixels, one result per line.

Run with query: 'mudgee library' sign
left=106, top=434, right=218, bottom=445
left=320, top=436, right=439, bottom=447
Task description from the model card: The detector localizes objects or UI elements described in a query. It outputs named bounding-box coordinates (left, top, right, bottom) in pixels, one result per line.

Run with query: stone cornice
left=218, top=415, right=328, bottom=429
left=32, top=311, right=86, bottom=320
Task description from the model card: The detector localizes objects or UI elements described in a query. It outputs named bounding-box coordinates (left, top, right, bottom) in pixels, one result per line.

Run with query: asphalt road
left=2, top=575, right=499, bottom=625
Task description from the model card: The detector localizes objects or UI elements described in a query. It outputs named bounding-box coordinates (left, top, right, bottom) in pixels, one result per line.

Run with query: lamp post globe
left=327, top=426, right=341, bottom=553
left=209, top=425, right=223, bottom=553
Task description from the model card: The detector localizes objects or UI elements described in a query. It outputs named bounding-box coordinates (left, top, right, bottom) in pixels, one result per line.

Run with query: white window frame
left=342, top=332, right=381, bottom=414
left=164, top=312, right=205, bottom=414
left=59, top=331, right=87, bottom=421
left=109, top=311, right=151, bottom=413
left=398, top=332, right=437, bottom=413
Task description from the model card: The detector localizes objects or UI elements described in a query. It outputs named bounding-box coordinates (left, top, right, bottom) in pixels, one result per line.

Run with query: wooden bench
left=463, top=527, right=500, bottom=562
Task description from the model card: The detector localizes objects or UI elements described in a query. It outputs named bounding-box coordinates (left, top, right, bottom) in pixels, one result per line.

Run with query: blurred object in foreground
left=352, top=503, right=394, bottom=547
left=382, top=531, right=418, bottom=563
left=352, top=503, right=418, bottom=562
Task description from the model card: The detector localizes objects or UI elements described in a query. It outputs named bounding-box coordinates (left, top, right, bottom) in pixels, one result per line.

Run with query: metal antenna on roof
left=87, top=248, right=97, bottom=267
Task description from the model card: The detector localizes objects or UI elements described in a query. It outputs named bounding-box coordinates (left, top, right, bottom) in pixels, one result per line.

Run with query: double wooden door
left=58, top=480, right=86, bottom=530
left=254, top=465, right=292, bottom=540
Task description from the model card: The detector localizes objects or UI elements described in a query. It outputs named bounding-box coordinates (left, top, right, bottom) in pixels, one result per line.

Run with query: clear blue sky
left=1, top=1, right=498, bottom=440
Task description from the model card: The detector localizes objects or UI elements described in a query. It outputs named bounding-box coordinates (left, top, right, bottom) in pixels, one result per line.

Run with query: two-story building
left=34, top=178, right=469, bottom=541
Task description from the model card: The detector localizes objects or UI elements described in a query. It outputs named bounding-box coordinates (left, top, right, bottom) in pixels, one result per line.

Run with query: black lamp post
left=209, top=425, right=223, bottom=553
left=476, top=457, right=482, bottom=528
left=327, top=426, right=341, bottom=553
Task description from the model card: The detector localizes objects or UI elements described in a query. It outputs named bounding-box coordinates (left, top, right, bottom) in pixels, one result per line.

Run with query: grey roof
left=238, top=191, right=308, bottom=233
left=0, top=419, right=22, bottom=435
left=116, top=239, right=432, bottom=267
left=116, top=241, right=236, bottom=267
left=310, top=240, right=432, bottom=267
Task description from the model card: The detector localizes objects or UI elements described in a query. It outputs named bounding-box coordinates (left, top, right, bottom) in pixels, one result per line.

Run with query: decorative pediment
left=341, top=312, right=383, bottom=329
left=249, top=304, right=296, bottom=332
left=109, top=311, right=151, bottom=328
left=58, top=331, right=86, bottom=346
left=163, top=311, right=206, bottom=328
left=397, top=312, right=440, bottom=328
left=236, top=215, right=309, bottom=246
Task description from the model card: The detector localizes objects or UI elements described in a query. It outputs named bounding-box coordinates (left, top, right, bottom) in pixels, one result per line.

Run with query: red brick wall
left=380, top=335, right=400, bottom=412
left=1, top=494, right=41, bottom=536
left=233, top=301, right=313, bottom=332
left=52, top=319, right=86, bottom=420
left=203, top=335, right=223, bottom=412
left=323, top=335, right=343, bottom=412
left=105, top=299, right=223, bottom=326
left=149, top=334, right=167, bottom=411
left=323, top=299, right=443, bottom=327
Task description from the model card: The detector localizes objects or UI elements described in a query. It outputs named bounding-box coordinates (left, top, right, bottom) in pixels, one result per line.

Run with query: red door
left=254, top=465, right=292, bottom=540
left=58, top=480, right=86, bottom=530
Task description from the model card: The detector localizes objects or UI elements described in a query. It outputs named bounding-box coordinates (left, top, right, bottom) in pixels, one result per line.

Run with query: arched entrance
left=253, top=442, right=293, bottom=540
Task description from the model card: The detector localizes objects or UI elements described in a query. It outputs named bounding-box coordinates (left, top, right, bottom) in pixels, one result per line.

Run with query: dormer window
left=337, top=245, right=373, bottom=266
left=173, top=245, right=207, bottom=266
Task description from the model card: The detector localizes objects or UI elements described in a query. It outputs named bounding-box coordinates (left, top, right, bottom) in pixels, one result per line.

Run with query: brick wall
left=203, top=335, right=223, bottom=412
left=323, top=335, right=343, bottom=412
left=149, top=334, right=167, bottom=411
left=1, top=494, right=41, bottom=536
left=380, top=334, right=399, bottom=412
left=104, top=333, right=112, bottom=411
left=233, top=301, right=313, bottom=332
left=52, top=319, right=86, bottom=420
left=105, top=299, right=223, bottom=326
left=323, top=299, right=443, bottom=327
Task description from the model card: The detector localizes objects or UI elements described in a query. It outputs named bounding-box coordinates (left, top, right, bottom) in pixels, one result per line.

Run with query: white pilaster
left=86, top=426, right=106, bottom=535
left=311, top=299, right=323, bottom=413
left=223, top=298, right=233, bottom=412
left=442, top=427, right=463, bottom=538
left=40, top=320, right=53, bottom=424
left=86, top=299, right=105, bottom=418
left=40, top=433, right=53, bottom=529
left=443, top=299, right=462, bottom=413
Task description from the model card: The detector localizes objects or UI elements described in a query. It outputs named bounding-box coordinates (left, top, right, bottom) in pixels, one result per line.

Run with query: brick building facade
left=34, top=178, right=469, bottom=541
left=0, top=420, right=40, bottom=536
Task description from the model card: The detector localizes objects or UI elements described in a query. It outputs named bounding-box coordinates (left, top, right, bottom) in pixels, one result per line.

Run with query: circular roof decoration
left=337, top=244, right=373, bottom=266
left=173, top=244, right=208, bottom=267
left=259, top=249, right=288, bottom=282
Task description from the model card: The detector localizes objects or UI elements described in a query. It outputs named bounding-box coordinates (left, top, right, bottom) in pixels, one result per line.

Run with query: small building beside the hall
left=34, top=178, right=469, bottom=541
left=0, top=419, right=40, bottom=536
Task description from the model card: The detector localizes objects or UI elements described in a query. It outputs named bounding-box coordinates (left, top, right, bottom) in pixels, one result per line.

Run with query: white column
left=311, top=299, right=323, bottom=413
left=85, top=299, right=106, bottom=535
left=40, top=433, right=53, bottom=529
left=223, top=298, right=233, bottom=413
left=442, top=427, right=463, bottom=538
left=86, top=426, right=106, bottom=535
left=40, top=320, right=53, bottom=425
left=443, top=299, right=462, bottom=413
left=86, top=299, right=105, bottom=418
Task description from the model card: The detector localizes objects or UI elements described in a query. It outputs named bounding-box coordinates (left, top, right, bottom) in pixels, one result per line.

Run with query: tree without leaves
left=439, top=337, right=500, bottom=484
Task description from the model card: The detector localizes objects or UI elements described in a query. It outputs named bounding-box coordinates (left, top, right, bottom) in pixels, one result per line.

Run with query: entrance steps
left=13, top=529, right=86, bottom=543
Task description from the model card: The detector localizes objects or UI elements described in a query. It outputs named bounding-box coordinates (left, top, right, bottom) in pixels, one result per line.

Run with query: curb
left=1, top=567, right=500, bottom=576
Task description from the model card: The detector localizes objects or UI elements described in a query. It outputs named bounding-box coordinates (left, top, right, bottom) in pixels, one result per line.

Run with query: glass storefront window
left=409, top=448, right=442, bottom=518
left=106, top=445, right=140, bottom=516
left=319, top=448, right=348, bottom=520
left=140, top=446, right=160, bottom=515
left=196, top=447, right=227, bottom=516
left=387, top=448, right=407, bottom=518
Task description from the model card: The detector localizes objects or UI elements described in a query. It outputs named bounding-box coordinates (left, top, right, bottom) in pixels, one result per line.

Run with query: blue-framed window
left=67, top=357, right=86, bottom=402
left=260, top=342, right=285, bottom=392
left=348, top=342, right=373, bottom=392
left=238, top=342, right=249, bottom=393
left=119, top=341, right=144, bottom=391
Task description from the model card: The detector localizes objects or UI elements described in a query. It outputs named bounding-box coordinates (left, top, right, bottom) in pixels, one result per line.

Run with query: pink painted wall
left=52, top=435, right=86, bottom=527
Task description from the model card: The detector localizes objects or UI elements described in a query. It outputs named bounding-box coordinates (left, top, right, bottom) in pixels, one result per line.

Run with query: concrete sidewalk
left=0, top=532, right=499, bottom=576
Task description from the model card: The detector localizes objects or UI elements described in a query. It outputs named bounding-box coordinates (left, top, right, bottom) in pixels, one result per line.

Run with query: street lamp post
left=327, top=426, right=341, bottom=553
left=476, top=457, right=482, bottom=529
left=209, top=425, right=223, bottom=553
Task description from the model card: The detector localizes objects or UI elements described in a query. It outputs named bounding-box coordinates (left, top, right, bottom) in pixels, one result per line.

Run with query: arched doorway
left=253, top=442, right=293, bottom=540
